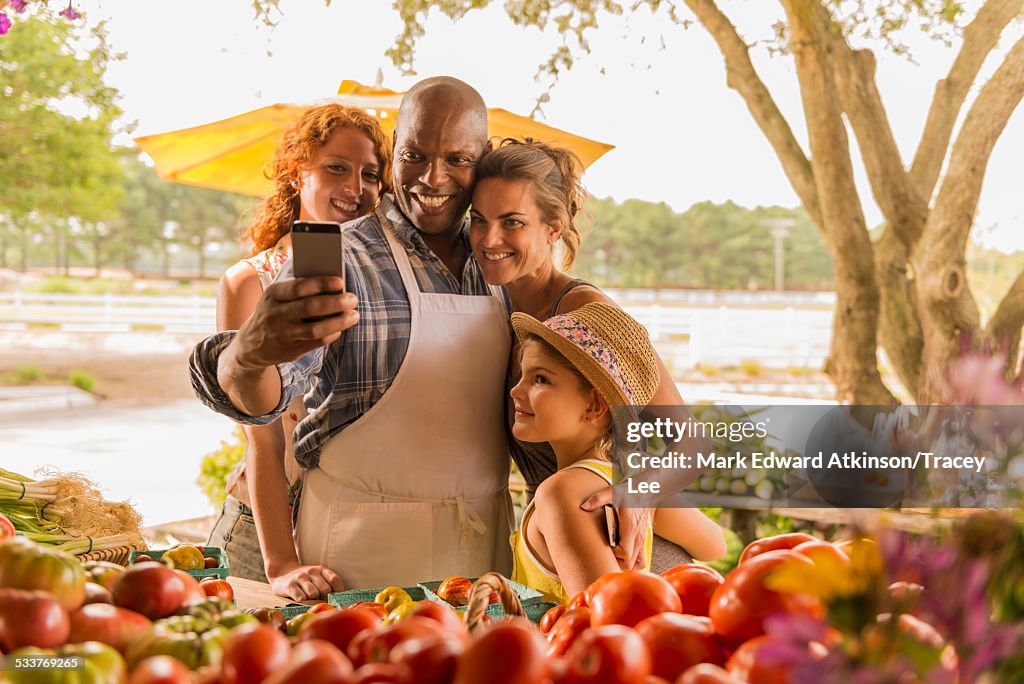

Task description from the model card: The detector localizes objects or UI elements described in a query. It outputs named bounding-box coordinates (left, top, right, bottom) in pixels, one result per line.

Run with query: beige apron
left=294, top=210, right=514, bottom=589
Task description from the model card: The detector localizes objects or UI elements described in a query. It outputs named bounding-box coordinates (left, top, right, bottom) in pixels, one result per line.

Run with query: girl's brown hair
left=244, top=104, right=392, bottom=255
left=476, top=138, right=586, bottom=270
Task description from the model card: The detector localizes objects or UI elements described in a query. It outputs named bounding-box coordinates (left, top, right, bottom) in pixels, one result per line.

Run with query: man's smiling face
left=392, top=92, right=488, bottom=237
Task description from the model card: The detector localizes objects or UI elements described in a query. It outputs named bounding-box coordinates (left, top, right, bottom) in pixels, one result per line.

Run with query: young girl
left=509, top=302, right=726, bottom=602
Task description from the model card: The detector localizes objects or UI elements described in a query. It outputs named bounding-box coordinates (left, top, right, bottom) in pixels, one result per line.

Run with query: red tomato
left=582, top=573, right=618, bottom=605
left=678, top=663, right=743, bottom=684
left=353, top=662, right=403, bottom=683
left=659, top=564, right=724, bottom=617
left=389, top=632, right=464, bottom=684
left=300, top=605, right=382, bottom=654
left=83, top=581, right=114, bottom=605
left=708, top=550, right=822, bottom=648
left=725, top=635, right=792, bottom=684
left=308, top=602, right=337, bottom=614
left=633, top=613, right=723, bottom=681
left=199, top=579, right=234, bottom=601
left=68, top=602, right=152, bottom=653
left=112, top=564, right=189, bottom=620
left=546, top=607, right=592, bottom=658
left=175, top=570, right=205, bottom=605
left=0, top=536, right=86, bottom=611
left=263, top=639, right=354, bottom=684
left=220, top=623, right=292, bottom=684
left=128, top=655, right=194, bottom=684
left=453, top=620, right=547, bottom=684
left=0, top=513, right=15, bottom=541
left=409, top=600, right=469, bottom=639
left=344, top=601, right=389, bottom=620
left=567, top=592, right=588, bottom=610
left=360, top=616, right=444, bottom=664
left=589, top=572, right=682, bottom=628
left=737, top=532, right=816, bottom=565
left=561, top=625, right=651, bottom=684
left=540, top=604, right=567, bottom=635
left=0, top=588, right=70, bottom=650
left=437, top=576, right=474, bottom=606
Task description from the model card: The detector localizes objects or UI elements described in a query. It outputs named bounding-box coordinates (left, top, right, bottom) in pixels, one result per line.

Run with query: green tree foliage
left=113, top=153, right=253, bottom=278
left=0, top=15, right=125, bottom=269
left=575, top=198, right=830, bottom=289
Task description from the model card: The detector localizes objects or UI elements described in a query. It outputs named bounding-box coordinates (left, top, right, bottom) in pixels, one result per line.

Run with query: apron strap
left=375, top=207, right=420, bottom=296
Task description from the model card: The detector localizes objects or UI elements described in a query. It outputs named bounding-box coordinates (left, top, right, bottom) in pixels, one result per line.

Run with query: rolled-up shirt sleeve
left=188, top=331, right=325, bottom=425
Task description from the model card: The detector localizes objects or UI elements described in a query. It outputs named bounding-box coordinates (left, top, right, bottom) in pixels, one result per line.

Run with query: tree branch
left=920, top=32, right=1024, bottom=279
left=910, top=0, right=1024, bottom=199
left=986, top=268, right=1024, bottom=368
left=826, top=12, right=928, bottom=245
left=684, top=0, right=823, bottom=227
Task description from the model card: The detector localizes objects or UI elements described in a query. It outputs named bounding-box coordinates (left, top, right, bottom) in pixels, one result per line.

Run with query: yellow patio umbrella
left=134, top=79, right=614, bottom=198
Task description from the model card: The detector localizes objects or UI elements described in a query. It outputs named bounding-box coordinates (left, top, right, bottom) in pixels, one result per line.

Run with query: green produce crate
left=524, top=601, right=561, bottom=624
left=328, top=585, right=434, bottom=609
left=419, top=577, right=544, bottom=608
left=129, top=546, right=230, bottom=580
left=275, top=603, right=313, bottom=620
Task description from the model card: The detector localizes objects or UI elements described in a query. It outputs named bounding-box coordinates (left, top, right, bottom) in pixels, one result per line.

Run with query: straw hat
left=511, top=302, right=660, bottom=409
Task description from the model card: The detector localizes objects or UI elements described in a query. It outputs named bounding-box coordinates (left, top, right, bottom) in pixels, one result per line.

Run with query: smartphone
left=291, top=221, right=344, bottom=322
left=291, top=221, right=344, bottom=281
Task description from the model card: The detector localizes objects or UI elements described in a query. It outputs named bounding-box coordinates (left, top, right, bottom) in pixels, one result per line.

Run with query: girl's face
left=297, top=127, right=381, bottom=224
left=469, top=178, right=561, bottom=286
left=510, top=342, right=597, bottom=445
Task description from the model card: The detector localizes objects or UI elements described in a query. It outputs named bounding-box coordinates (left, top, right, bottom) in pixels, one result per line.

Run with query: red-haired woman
left=208, top=104, right=391, bottom=600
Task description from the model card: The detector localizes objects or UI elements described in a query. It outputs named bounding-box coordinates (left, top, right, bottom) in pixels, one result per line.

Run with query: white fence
left=0, top=291, right=216, bottom=334
left=0, top=290, right=834, bottom=367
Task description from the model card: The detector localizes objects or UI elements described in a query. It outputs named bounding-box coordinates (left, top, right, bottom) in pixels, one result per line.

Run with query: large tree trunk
left=783, top=0, right=894, bottom=405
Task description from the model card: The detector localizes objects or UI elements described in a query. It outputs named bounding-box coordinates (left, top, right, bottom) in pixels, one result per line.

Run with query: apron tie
left=444, top=495, right=489, bottom=553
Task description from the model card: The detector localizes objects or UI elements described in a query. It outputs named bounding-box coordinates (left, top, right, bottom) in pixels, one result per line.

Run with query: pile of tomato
left=0, top=531, right=934, bottom=683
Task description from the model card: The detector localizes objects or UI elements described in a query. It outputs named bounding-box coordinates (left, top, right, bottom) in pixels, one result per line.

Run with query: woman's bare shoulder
left=217, top=260, right=263, bottom=332
left=556, top=284, right=617, bottom=315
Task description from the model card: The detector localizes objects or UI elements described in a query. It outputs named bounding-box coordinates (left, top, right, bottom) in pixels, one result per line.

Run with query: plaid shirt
left=189, top=195, right=508, bottom=469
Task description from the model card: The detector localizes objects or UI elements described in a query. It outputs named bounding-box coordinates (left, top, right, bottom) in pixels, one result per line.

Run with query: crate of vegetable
left=129, top=544, right=229, bottom=580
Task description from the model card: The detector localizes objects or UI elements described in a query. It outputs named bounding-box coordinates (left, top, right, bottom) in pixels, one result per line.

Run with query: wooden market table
left=683, top=493, right=1012, bottom=544
left=226, top=576, right=315, bottom=611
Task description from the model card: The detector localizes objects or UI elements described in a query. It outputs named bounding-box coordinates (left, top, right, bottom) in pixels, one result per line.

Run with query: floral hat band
left=545, top=313, right=636, bottom=404
left=511, top=302, right=660, bottom=410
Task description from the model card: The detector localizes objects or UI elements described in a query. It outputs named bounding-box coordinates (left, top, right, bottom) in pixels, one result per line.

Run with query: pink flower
left=0, top=13, right=10, bottom=35
left=59, top=2, right=80, bottom=20
left=10, top=0, right=27, bottom=14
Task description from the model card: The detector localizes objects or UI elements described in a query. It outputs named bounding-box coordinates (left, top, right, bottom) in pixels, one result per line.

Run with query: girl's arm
left=217, top=264, right=343, bottom=599
left=652, top=507, right=727, bottom=562
left=532, top=469, right=623, bottom=599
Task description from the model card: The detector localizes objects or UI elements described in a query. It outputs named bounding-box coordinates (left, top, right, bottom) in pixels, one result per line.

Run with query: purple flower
left=59, top=2, right=80, bottom=20
left=0, top=13, right=10, bottom=35
left=10, top=0, right=27, bottom=14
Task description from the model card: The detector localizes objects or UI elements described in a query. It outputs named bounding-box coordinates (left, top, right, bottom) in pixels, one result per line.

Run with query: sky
left=66, top=0, right=1024, bottom=252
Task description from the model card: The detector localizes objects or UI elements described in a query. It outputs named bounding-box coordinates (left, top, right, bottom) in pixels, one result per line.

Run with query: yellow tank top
left=510, top=459, right=654, bottom=604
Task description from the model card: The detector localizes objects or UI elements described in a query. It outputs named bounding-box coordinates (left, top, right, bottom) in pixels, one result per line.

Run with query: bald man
left=190, top=77, right=514, bottom=593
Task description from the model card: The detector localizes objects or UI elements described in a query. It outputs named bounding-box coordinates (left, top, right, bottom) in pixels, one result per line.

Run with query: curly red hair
left=244, top=104, right=392, bottom=255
